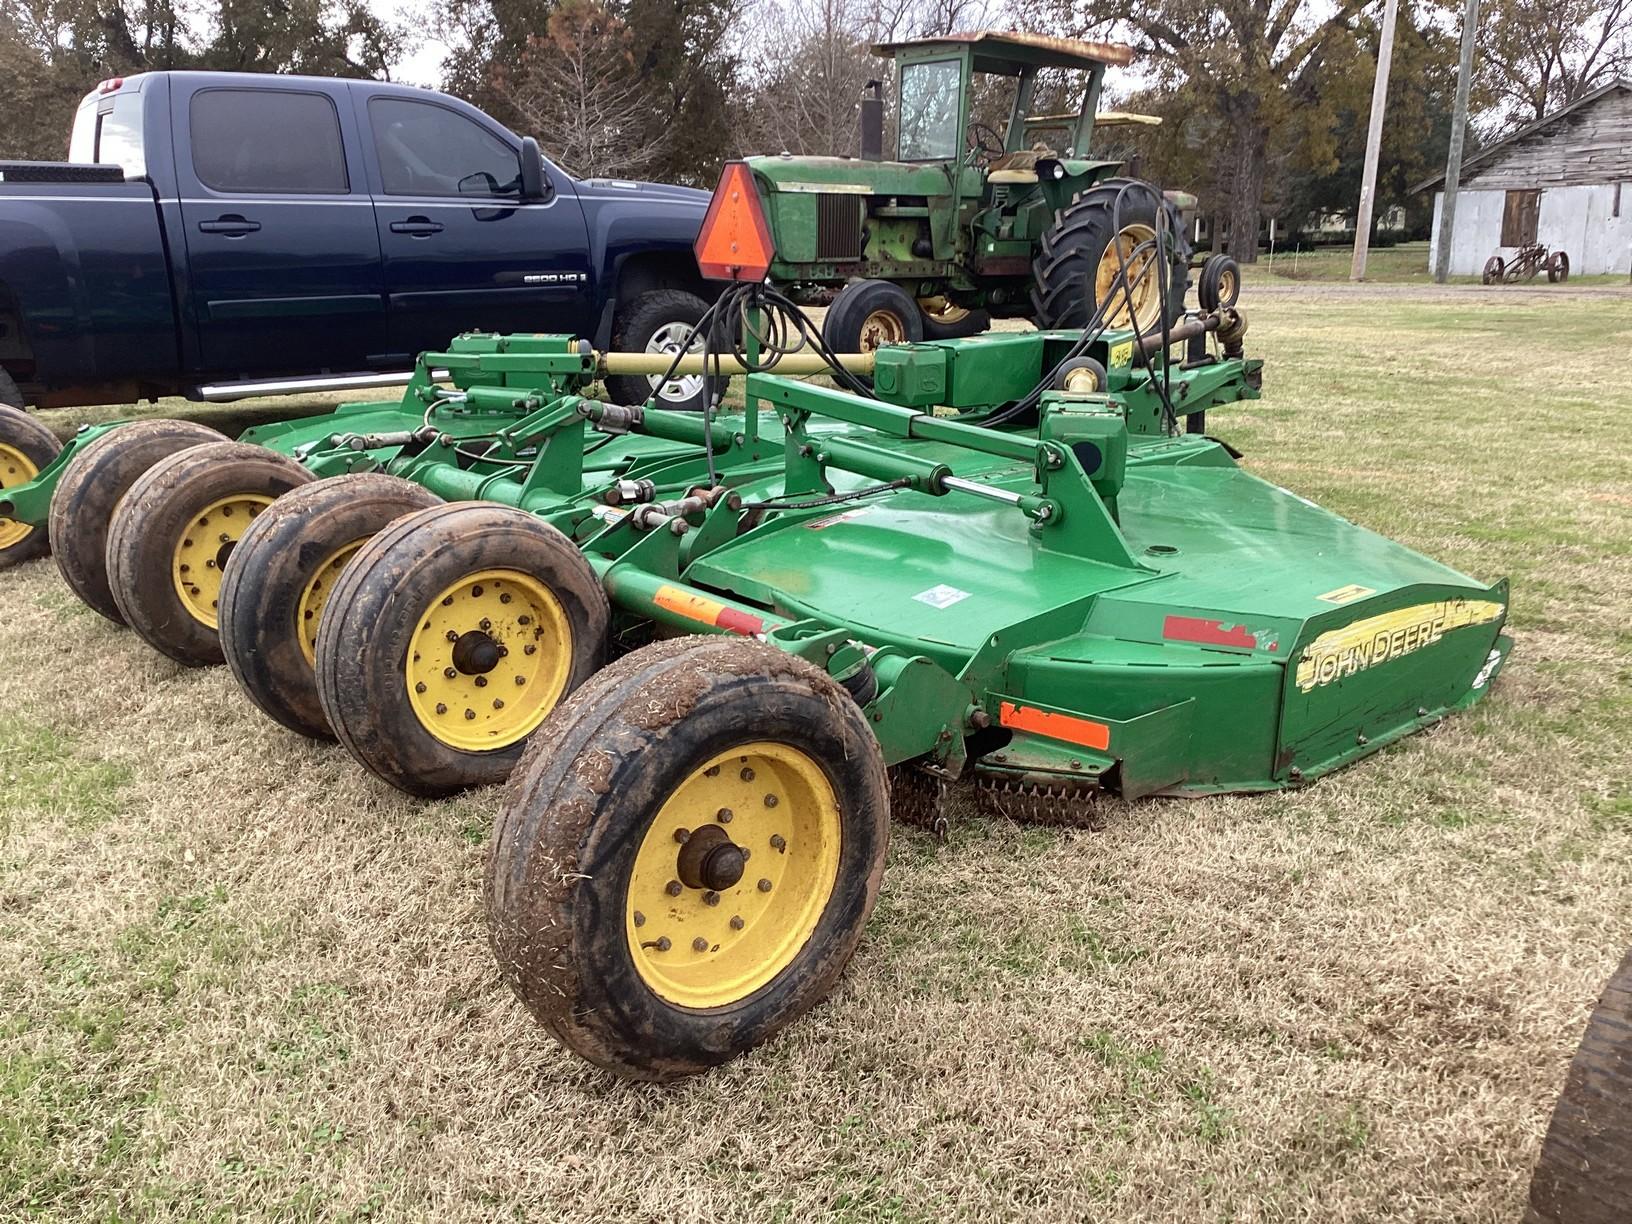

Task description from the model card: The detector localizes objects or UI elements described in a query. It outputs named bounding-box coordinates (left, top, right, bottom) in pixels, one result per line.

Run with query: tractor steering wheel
left=965, top=121, right=1006, bottom=166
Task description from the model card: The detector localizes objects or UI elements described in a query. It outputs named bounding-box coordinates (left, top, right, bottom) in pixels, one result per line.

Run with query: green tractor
left=742, top=30, right=1195, bottom=352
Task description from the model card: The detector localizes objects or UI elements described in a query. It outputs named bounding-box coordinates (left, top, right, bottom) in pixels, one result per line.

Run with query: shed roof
left=871, top=30, right=1135, bottom=73
left=1413, top=78, right=1631, bottom=193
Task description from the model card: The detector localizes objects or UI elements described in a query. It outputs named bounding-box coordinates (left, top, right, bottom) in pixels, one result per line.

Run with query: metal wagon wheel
left=1482, top=255, right=1505, bottom=285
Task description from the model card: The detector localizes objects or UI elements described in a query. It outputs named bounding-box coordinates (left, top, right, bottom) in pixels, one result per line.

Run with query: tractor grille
left=816, top=194, right=864, bottom=261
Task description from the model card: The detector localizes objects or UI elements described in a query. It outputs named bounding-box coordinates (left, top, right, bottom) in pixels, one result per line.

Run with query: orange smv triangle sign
left=694, top=161, right=775, bottom=282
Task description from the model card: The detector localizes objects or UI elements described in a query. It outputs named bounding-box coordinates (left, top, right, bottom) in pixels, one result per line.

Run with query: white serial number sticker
left=912, top=584, right=971, bottom=609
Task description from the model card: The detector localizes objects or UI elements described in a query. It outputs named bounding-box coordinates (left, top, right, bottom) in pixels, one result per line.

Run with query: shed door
left=1501, top=189, right=1540, bottom=246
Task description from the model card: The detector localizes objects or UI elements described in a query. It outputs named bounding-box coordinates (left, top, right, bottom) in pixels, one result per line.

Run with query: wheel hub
left=0, top=443, right=40, bottom=551
left=451, top=629, right=503, bottom=675
left=676, top=824, right=747, bottom=892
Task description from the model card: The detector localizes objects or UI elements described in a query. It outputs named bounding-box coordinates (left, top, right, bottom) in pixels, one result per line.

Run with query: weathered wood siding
left=1465, top=86, right=1632, bottom=188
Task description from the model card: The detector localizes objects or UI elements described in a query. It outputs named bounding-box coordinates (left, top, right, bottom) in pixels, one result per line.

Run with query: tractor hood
left=746, top=155, right=959, bottom=199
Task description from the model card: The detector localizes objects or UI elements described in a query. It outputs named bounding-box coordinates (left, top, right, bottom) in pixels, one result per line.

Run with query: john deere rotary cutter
left=1, top=178, right=1509, bottom=1079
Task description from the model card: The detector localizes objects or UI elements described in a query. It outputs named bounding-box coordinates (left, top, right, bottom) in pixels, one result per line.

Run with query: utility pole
left=1434, top=0, right=1480, bottom=282
left=1350, top=0, right=1401, bottom=281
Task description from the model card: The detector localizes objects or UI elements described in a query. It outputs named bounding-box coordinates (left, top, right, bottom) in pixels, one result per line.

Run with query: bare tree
left=1478, top=0, right=1630, bottom=125
left=490, top=0, right=670, bottom=178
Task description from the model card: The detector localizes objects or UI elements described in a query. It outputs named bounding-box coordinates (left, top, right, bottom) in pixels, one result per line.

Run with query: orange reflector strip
left=652, top=584, right=765, bottom=636
left=998, top=700, right=1110, bottom=752
left=694, top=162, right=776, bottom=282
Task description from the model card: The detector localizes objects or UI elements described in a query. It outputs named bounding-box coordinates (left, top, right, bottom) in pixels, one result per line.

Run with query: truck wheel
left=488, top=635, right=890, bottom=1080
left=106, top=442, right=313, bottom=665
left=49, top=420, right=225, bottom=623
left=219, top=474, right=444, bottom=741
left=607, top=289, right=722, bottom=413
left=0, top=368, right=24, bottom=410
left=822, top=280, right=924, bottom=356
left=314, top=502, right=609, bottom=797
left=1032, top=178, right=1190, bottom=334
left=1527, top=948, right=1632, bottom=1223
left=0, top=405, right=61, bottom=569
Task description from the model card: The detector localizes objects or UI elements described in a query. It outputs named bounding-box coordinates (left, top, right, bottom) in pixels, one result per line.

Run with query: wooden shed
left=1419, top=80, right=1632, bottom=276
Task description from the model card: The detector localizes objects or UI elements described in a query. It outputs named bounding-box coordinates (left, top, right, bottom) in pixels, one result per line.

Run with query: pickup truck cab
left=0, top=71, right=717, bottom=413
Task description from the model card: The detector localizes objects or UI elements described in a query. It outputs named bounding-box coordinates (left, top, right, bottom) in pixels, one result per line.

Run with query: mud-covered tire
left=1527, top=948, right=1632, bottom=1223
left=106, top=442, right=313, bottom=665
left=1031, top=177, right=1189, bottom=332
left=0, top=405, right=61, bottom=569
left=219, top=474, right=444, bottom=740
left=488, top=634, right=890, bottom=1081
left=314, top=501, right=609, bottom=797
left=48, top=420, right=226, bottom=623
left=606, top=288, right=722, bottom=412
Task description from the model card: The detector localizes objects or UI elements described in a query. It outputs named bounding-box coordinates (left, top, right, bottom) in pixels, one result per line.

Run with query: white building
left=1420, top=80, right=1632, bottom=277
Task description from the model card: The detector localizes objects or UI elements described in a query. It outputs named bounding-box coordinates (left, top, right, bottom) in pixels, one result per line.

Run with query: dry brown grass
left=3, top=283, right=1631, bottom=1222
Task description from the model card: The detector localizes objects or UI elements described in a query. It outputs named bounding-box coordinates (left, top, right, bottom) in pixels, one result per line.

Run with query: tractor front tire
left=220, top=473, right=444, bottom=740
left=314, top=502, right=609, bottom=797
left=822, top=280, right=924, bottom=356
left=488, top=634, right=890, bottom=1080
left=1032, top=178, right=1190, bottom=333
left=50, top=419, right=225, bottom=623
left=0, top=405, right=61, bottom=569
left=1527, top=948, right=1632, bottom=1223
left=106, top=442, right=313, bottom=665
left=606, top=288, right=721, bottom=413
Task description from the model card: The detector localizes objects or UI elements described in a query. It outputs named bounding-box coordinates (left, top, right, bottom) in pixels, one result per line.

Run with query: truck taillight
left=98, top=77, right=124, bottom=94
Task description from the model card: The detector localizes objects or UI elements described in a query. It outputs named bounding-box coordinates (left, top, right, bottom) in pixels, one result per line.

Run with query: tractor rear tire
left=0, top=405, right=61, bottom=570
left=1031, top=178, right=1189, bottom=334
left=314, top=502, right=609, bottom=797
left=1526, top=948, right=1632, bottom=1224
left=49, top=420, right=225, bottom=623
left=106, top=442, right=313, bottom=665
left=606, top=288, right=723, bottom=412
left=822, top=280, right=924, bottom=356
left=488, top=634, right=890, bottom=1080
left=220, top=474, right=444, bottom=741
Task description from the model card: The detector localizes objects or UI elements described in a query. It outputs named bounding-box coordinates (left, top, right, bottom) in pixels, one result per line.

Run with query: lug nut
left=692, top=937, right=709, bottom=952
left=730, top=915, right=745, bottom=930
left=414, top=682, right=427, bottom=694
left=757, top=878, right=772, bottom=892
left=740, top=767, right=755, bottom=781
left=474, top=675, right=487, bottom=687
left=770, top=834, right=786, bottom=852
left=472, top=585, right=484, bottom=597
left=500, top=593, right=512, bottom=604
left=446, top=630, right=458, bottom=642
left=514, top=675, right=525, bottom=686
left=479, top=618, right=492, bottom=631
left=518, top=615, right=532, bottom=625
left=704, top=891, right=720, bottom=906
left=464, top=708, right=475, bottom=720
left=492, top=699, right=504, bottom=710
left=524, top=644, right=537, bottom=656
left=435, top=703, right=447, bottom=714
left=444, top=667, right=456, bottom=678
left=666, top=880, right=682, bottom=896
left=654, top=936, right=671, bottom=951
left=764, top=793, right=778, bottom=808
left=673, top=828, right=690, bottom=844
left=716, top=807, right=733, bottom=823
left=633, top=911, right=645, bottom=927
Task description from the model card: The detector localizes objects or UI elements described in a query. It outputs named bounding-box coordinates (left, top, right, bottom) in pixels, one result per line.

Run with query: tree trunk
left=1225, top=122, right=1270, bottom=264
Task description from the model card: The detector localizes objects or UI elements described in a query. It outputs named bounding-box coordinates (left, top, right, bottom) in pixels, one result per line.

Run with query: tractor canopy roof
left=870, top=30, right=1135, bottom=73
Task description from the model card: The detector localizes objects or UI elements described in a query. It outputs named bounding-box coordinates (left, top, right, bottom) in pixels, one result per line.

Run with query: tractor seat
left=987, top=169, right=1039, bottom=185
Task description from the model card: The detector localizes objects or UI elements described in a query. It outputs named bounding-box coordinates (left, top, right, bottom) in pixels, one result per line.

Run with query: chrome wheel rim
left=645, top=322, right=707, bottom=405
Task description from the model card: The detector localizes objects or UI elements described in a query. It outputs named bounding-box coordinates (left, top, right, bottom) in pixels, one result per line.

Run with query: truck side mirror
left=519, top=137, right=548, bottom=201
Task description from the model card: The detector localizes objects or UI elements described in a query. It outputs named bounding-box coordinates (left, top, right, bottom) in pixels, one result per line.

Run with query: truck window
left=67, top=92, right=146, bottom=179
left=190, top=89, right=349, bottom=194
left=898, top=59, right=962, bottom=161
left=368, top=97, right=520, bottom=198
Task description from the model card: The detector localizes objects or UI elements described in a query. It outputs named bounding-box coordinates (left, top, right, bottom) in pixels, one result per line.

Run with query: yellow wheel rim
left=857, top=308, right=907, bottom=351
left=296, top=539, right=365, bottom=666
left=171, top=494, right=274, bottom=628
left=1095, top=223, right=1160, bottom=331
left=405, top=568, right=571, bottom=752
left=0, top=443, right=39, bottom=551
left=626, top=742, right=841, bottom=1009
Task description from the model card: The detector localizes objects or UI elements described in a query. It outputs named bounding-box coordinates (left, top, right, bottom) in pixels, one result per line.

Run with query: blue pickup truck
left=0, top=71, right=717, bottom=414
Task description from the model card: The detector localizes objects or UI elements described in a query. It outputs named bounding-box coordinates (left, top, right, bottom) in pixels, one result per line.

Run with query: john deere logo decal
left=1295, top=600, right=1504, bottom=692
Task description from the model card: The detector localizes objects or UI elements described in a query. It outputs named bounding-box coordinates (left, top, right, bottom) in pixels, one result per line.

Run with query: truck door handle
left=198, top=215, right=261, bottom=237
left=390, top=217, right=445, bottom=237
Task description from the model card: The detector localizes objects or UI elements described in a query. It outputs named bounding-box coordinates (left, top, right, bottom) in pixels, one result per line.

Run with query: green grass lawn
left=1, top=283, right=1630, bottom=1221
